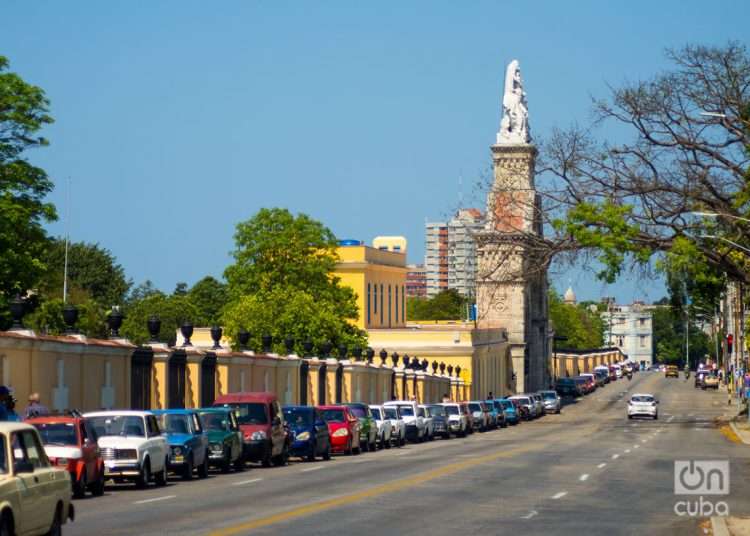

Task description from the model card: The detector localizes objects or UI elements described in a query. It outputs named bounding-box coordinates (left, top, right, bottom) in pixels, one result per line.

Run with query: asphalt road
left=65, top=372, right=750, bottom=536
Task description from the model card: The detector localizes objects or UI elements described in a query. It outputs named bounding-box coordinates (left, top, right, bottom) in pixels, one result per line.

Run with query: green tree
left=222, top=208, right=365, bottom=353
left=121, top=293, right=199, bottom=346
left=38, top=238, right=132, bottom=307
left=188, top=276, right=228, bottom=326
left=25, top=298, right=108, bottom=339
left=651, top=303, right=712, bottom=367
left=548, top=290, right=605, bottom=349
left=407, top=289, right=467, bottom=321
left=0, top=56, right=56, bottom=321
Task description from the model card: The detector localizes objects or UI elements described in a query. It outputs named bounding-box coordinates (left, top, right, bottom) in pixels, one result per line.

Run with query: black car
left=555, top=378, right=579, bottom=397
left=427, top=405, right=451, bottom=438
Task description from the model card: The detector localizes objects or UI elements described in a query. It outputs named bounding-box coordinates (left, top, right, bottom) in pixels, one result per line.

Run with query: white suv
left=384, top=401, right=425, bottom=442
left=84, top=410, right=169, bottom=488
left=440, top=402, right=468, bottom=436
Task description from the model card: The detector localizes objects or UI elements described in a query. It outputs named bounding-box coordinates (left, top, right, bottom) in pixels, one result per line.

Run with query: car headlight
left=332, top=428, right=349, bottom=437
left=296, top=431, right=310, bottom=441
left=251, top=431, right=267, bottom=441
left=172, top=446, right=183, bottom=456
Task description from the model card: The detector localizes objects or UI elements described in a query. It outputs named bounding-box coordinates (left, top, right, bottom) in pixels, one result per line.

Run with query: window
left=12, top=430, right=49, bottom=469
left=367, top=283, right=371, bottom=325
left=402, top=286, right=405, bottom=321
left=395, top=285, right=399, bottom=323
left=388, top=285, right=392, bottom=327
left=640, top=335, right=647, bottom=348
left=192, top=414, right=202, bottom=433
left=380, top=284, right=384, bottom=324
left=148, top=416, right=161, bottom=437
left=374, top=284, right=378, bottom=315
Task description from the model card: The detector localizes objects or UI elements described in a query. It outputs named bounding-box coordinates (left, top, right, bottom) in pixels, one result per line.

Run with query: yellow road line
left=208, top=443, right=540, bottom=535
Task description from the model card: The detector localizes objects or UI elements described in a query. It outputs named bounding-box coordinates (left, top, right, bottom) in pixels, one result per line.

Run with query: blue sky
left=2, top=1, right=747, bottom=303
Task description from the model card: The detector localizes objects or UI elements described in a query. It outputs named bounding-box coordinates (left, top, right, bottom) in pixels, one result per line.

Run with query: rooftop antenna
left=62, top=176, right=71, bottom=304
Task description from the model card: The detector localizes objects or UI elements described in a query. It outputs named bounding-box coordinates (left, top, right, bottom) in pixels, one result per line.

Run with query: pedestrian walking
left=24, top=392, right=50, bottom=419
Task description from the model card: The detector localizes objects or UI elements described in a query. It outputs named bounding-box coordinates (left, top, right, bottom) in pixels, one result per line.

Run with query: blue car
left=282, top=405, right=331, bottom=462
left=153, top=409, right=209, bottom=479
left=484, top=400, right=506, bottom=429
left=497, top=398, right=519, bottom=425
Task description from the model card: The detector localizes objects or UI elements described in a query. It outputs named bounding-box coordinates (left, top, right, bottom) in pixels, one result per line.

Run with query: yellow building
left=334, top=241, right=408, bottom=330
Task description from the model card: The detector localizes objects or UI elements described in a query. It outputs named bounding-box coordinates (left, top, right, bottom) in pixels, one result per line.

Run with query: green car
left=197, top=408, right=244, bottom=472
left=345, top=403, right=378, bottom=452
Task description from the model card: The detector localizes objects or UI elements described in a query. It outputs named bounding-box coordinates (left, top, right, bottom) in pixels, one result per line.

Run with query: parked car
left=283, top=405, right=332, bottom=461
left=539, top=390, right=561, bottom=414
left=152, top=409, right=209, bottom=480
left=197, top=407, right=244, bottom=473
left=345, top=403, right=378, bottom=452
left=593, top=369, right=609, bottom=386
left=627, top=393, right=658, bottom=420
left=369, top=405, right=393, bottom=449
left=0, top=422, right=75, bottom=535
left=486, top=400, right=507, bottom=428
left=508, top=396, right=536, bottom=420
left=427, top=404, right=451, bottom=438
left=459, top=402, right=475, bottom=433
left=529, top=393, right=545, bottom=416
left=612, top=364, right=623, bottom=378
left=594, top=366, right=611, bottom=384
left=497, top=399, right=519, bottom=425
left=555, top=378, right=579, bottom=397
left=384, top=401, right=426, bottom=442
left=382, top=405, right=406, bottom=446
left=213, top=392, right=289, bottom=467
left=28, top=415, right=105, bottom=498
left=665, top=365, right=679, bottom=378
left=84, top=410, right=168, bottom=488
left=608, top=366, right=618, bottom=381
left=418, top=405, right=436, bottom=440
left=467, top=401, right=488, bottom=431
left=318, top=405, right=361, bottom=455
left=440, top=402, right=468, bottom=436
left=578, top=374, right=598, bottom=393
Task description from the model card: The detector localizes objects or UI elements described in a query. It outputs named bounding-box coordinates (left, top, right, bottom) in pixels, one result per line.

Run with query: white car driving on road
left=627, top=394, right=659, bottom=420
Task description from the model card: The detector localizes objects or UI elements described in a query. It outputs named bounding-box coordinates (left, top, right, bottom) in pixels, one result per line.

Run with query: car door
left=192, top=413, right=207, bottom=464
left=146, top=415, right=165, bottom=471
left=270, top=402, right=285, bottom=456
left=229, top=412, right=242, bottom=461
left=80, top=420, right=99, bottom=482
left=11, top=430, right=51, bottom=533
left=313, top=410, right=328, bottom=453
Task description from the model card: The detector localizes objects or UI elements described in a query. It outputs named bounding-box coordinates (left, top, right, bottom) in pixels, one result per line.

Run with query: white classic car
left=0, top=421, right=74, bottom=536
left=368, top=405, right=393, bottom=449
left=381, top=405, right=406, bottom=446
left=83, top=410, right=169, bottom=488
left=383, top=401, right=425, bottom=442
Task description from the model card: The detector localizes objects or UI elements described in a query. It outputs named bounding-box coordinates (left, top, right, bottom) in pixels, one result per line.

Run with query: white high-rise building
left=601, top=301, right=653, bottom=367
left=448, top=209, right=485, bottom=298
left=424, top=221, right=448, bottom=298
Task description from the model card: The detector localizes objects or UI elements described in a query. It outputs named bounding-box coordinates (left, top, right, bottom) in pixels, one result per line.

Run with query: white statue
left=497, top=59, right=531, bottom=144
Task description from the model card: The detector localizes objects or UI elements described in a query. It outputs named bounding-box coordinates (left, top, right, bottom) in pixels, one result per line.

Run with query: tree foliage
left=407, top=289, right=468, bottom=321
left=188, top=276, right=228, bottom=326
left=548, top=290, right=605, bottom=350
left=651, top=303, right=713, bottom=367
left=121, top=293, right=199, bottom=346
left=0, top=56, right=56, bottom=300
left=222, top=208, right=365, bottom=352
left=25, top=298, right=108, bottom=339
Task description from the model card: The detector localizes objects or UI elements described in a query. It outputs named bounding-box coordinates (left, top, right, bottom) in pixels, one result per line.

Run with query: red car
left=28, top=415, right=105, bottom=498
left=317, top=405, right=361, bottom=455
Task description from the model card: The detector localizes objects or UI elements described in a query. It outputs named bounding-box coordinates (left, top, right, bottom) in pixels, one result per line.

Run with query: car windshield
left=542, top=392, right=556, bottom=400
left=430, top=406, right=446, bottom=417
left=397, top=405, right=414, bottom=417
left=321, top=409, right=345, bottom=422
left=499, top=401, right=512, bottom=409
left=515, top=398, right=530, bottom=405
left=468, top=403, right=481, bottom=412
left=219, top=403, right=267, bottom=425
left=157, top=414, right=191, bottom=435
left=348, top=406, right=367, bottom=418
left=199, top=412, right=231, bottom=432
left=444, top=405, right=459, bottom=415
left=370, top=408, right=382, bottom=420
left=383, top=407, right=398, bottom=419
left=631, top=396, right=654, bottom=403
left=32, top=422, right=78, bottom=446
left=283, top=408, right=312, bottom=426
left=88, top=415, right=145, bottom=438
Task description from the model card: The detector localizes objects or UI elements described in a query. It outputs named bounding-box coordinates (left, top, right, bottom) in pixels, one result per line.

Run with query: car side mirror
left=14, top=460, right=34, bottom=474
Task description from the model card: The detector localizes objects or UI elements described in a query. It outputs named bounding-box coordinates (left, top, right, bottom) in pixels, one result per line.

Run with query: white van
left=383, top=401, right=426, bottom=442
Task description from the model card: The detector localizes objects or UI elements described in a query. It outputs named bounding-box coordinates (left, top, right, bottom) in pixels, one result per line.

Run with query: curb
left=729, top=422, right=750, bottom=445
left=712, top=516, right=730, bottom=536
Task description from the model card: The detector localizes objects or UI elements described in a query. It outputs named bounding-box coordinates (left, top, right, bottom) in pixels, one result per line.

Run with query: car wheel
left=272, top=445, right=289, bottom=466
left=370, top=438, right=377, bottom=452
left=307, top=442, right=317, bottom=462
left=233, top=454, right=245, bottom=472
left=323, top=442, right=331, bottom=461
left=90, top=469, right=106, bottom=496
left=361, top=439, right=369, bottom=452
left=654, top=413, right=658, bottom=420
left=384, top=435, right=391, bottom=449
left=135, top=460, right=150, bottom=489
left=221, top=451, right=231, bottom=474
left=197, top=454, right=209, bottom=479
left=46, top=505, right=62, bottom=536
left=400, top=433, right=406, bottom=447
left=154, top=459, right=168, bottom=487
left=73, top=472, right=87, bottom=499
left=262, top=443, right=273, bottom=467
left=0, top=511, right=13, bottom=536
left=182, top=456, right=194, bottom=480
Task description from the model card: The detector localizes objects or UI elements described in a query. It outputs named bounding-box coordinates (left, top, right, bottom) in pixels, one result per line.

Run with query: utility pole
left=62, top=177, right=71, bottom=304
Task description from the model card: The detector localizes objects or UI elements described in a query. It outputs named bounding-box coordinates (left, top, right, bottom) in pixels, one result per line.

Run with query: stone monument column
left=475, top=60, right=550, bottom=394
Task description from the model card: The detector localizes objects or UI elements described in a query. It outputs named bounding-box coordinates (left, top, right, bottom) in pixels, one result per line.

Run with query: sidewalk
left=712, top=516, right=750, bottom=536
left=729, top=421, right=750, bottom=445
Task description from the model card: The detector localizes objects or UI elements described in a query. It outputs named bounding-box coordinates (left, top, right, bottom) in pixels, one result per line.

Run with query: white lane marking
left=612, top=454, right=620, bottom=459
left=625, top=449, right=631, bottom=453
left=232, top=478, right=263, bottom=486
left=667, top=416, right=675, bottom=423
left=579, top=473, right=590, bottom=482
left=597, top=463, right=607, bottom=469
left=552, top=491, right=568, bottom=500
left=642, top=439, right=648, bottom=443
left=634, top=445, right=640, bottom=449
left=134, top=495, right=176, bottom=505
left=301, top=465, right=325, bottom=472
left=521, top=510, right=538, bottom=520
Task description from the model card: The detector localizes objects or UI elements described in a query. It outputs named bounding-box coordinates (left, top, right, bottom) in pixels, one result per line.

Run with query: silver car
left=539, top=390, right=561, bottom=414
left=508, top=395, right=537, bottom=419
left=382, top=405, right=406, bottom=446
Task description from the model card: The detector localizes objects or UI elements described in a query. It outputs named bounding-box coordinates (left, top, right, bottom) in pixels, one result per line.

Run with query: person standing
left=0, top=387, right=9, bottom=421
left=24, top=393, right=49, bottom=419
